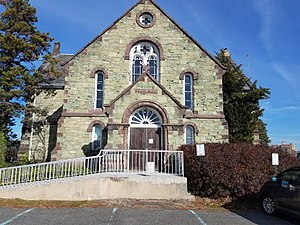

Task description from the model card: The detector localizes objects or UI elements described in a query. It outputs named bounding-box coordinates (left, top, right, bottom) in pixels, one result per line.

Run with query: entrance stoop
left=0, top=174, right=194, bottom=201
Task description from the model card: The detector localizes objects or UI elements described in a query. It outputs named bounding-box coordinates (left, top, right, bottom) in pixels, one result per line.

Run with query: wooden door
left=129, top=127, right=162, bottom=171
left=130, top=128, right=147, bottom=150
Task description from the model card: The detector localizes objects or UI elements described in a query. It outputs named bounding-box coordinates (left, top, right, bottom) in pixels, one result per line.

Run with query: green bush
left=181, top=143, right=297, bottom=198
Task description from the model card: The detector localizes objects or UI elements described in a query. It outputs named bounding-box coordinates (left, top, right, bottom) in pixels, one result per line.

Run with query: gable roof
left=62, top=0, right=226, bottom=70
left=104, top=71, right=186, bottom=110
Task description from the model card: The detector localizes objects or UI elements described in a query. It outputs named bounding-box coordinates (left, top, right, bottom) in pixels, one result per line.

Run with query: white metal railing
left=0, top=150, right=184, bottom=188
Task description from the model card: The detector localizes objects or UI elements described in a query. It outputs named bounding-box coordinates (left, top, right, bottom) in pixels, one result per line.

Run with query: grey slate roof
left=38, top=54, right=73, bottom=89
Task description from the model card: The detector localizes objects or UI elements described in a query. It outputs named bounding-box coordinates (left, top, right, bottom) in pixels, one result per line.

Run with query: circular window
left=136, top=10, right=156, bottom=28
left=140, top=13, right=153, bottom=25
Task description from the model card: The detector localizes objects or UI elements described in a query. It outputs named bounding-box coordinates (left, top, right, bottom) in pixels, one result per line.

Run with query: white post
left=28, top=91, right=37, bottom=162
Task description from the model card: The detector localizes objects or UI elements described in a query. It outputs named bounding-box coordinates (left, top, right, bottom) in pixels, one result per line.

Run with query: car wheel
left=261, top=194, right=276, bottom=215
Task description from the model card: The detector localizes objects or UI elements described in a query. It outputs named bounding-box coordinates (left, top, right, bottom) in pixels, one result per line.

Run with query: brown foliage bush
left=181, top=143, right=297, bottom=198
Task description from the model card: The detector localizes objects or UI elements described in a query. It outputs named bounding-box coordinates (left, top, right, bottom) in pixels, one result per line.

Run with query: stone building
left=271, top=142, right=297, bottom=157
left=20, top=0, right=228, bottom=161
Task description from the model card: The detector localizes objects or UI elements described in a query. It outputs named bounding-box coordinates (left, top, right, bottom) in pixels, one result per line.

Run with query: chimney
left=223, top=48, right=230, bottom=57
left=252, top=130, right=261, bottom=145
left=52, top=42, right=60, bottom=56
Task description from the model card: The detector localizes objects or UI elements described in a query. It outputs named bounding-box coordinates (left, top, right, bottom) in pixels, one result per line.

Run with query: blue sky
left=7, top=0, right=300, bottom=150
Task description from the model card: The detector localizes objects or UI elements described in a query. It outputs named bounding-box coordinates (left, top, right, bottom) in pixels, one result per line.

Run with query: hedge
left=181, top=143, right=297, bottom=198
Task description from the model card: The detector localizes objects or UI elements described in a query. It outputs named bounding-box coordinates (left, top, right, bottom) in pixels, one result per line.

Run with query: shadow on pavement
left=222, top=197, right=299, bottom=225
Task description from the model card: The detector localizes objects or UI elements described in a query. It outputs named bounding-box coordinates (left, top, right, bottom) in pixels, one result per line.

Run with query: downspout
left=28, top=91, right=37, bottom=162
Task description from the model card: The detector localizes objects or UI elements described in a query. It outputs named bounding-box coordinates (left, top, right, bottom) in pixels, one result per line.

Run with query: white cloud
left=180, top=1, right=227, bottom=50
left=271, top=62, right=300, bottom=99
left=261, top=100, right=300, bottom=116
left=271, top=62, right=294, bottom=84
left=269, top=105, right=300, bottom=113
left=275, top=106, right=300, bottom=111
left=251, top=0, right=278, bottom=52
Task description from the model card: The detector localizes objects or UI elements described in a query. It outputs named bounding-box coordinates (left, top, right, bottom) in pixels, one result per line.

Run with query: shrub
left=181, top=143, right=297, bottom=198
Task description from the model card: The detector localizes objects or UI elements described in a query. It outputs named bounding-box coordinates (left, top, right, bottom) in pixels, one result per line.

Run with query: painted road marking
left=112, top=208, right=118, bottom=215
left=107, top=208, right=118, bottom=225
left=0, top=208, right=34, bottom=225
left=189, top=210, right=207, bottom=225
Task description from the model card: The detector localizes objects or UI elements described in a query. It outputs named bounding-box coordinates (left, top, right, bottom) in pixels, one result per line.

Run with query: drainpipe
left=28, top=91, right=37, bottom=162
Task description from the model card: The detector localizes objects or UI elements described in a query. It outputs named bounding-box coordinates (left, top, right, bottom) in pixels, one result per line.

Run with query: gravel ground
left=0, top=196, right=260, bottom=211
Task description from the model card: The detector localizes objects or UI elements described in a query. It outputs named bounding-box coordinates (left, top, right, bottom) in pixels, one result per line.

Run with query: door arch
left=129, top=107, right=162, bottom=150
left=128, top=107, right=163, bottom=172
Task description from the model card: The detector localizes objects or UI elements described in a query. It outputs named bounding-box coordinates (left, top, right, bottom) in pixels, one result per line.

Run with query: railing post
left=181, top=152, right=184, bottom=176
left=127, top=149, right=130, bottom=173
left=0, top=149, right=185, bottom=189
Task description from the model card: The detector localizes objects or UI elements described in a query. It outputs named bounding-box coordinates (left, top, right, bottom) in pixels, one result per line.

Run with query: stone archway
left=128, top=107, right=164, bottom=172
left=122, top=100, right=169, bottom=151
left=129, top=107, right=162, bottom=151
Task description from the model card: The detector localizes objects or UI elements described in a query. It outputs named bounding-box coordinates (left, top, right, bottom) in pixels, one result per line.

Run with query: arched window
left=130, top=107, right=161, bottom=128
left=95, top=72, right=104, bottom=108
left=185, top=126, right=194, bottom=144
left=132, top=56, right=143, bottom=82
left=184, top=73, right=193, bottom=109
left=130, top=42, right=160, bottom=82
left=148, top=56, right=158, bottom=80
left=92, top=125, right=102, bottom=150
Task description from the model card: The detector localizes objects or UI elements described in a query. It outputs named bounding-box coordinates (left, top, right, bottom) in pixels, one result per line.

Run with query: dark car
left=259, top=166, right=300, bottom=217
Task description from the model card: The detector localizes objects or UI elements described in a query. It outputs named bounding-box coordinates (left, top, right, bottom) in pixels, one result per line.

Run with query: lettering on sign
left=135, top=88, right=158, bottom=94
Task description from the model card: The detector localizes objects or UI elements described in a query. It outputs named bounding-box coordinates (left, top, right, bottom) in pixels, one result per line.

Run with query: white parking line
left=0, top=208, right=34, bottom=225
left=112, top=208, right=117, bottom=215
left=189, top=210, right=207, bottom=225
left=107, top=208, right=118, bottom=225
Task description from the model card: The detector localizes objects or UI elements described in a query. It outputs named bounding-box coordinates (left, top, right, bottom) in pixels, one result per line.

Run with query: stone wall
left=54, top=116, right=108, bottom=160
left=28, top=0, right=228, bottom=160
left=64, top=2, right=223, bottom=115
left=20, top=90, right=64, bottom=162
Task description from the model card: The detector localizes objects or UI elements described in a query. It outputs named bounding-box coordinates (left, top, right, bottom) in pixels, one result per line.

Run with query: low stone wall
left=0, top=174, right=194, bottom=201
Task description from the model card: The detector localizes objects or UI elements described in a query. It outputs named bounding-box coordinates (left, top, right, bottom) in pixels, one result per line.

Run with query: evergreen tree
left=216, top=49, right=271, bottom=144
left=0, top=131, right=7, bottom=167
left=0, top=0, right=57, bottom=139
left=257, top=119, right=270, bottom=145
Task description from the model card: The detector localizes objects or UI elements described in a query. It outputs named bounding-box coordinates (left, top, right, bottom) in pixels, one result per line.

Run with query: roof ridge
left=62, top=0, right=226, bottom=70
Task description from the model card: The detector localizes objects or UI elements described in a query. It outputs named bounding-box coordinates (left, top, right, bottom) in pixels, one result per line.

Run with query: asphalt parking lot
left=0, top=207, right=299, bottom=225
